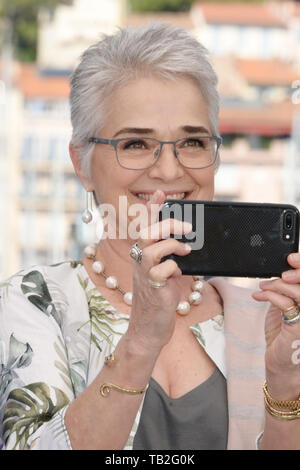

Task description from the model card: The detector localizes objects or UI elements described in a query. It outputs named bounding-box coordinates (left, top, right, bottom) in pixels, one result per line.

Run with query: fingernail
left=184, top=243, right=192, bottom=252
left=289, top=253, right=300, bottom=261
left=258, top=281, right=268, bottom=289
left=259, top=280, right=270, bottom=287
left=282, top=270, right=296, bottom=280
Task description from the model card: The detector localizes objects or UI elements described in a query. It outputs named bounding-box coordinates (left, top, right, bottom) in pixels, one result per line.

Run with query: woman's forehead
left=102, top=76, right=210, bottom=136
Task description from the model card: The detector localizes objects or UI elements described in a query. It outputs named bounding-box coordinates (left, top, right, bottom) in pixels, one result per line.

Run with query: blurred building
left=37, top=0, right=126, bottom=70
left=192, top=1, right=298, bottom=61
left=126, top=2, right=300, bottom=203
left=0, top=0, right=125, bottom=279
left=0, top=0, right=299, bottom=281
left=191, top=1, right=300, bottom=207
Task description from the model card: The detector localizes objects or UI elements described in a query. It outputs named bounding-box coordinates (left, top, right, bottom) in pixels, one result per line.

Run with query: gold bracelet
left=263, top=381, right=300, bottom=410
left=263, top=381, right=300, bottom=420
left=100, top=382, right=148, bottom=397
left=264, top=399, right=300, bottom=420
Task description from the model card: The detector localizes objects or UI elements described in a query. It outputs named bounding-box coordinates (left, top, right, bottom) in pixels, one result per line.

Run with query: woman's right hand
left=126, top=190, right=192, bottom=356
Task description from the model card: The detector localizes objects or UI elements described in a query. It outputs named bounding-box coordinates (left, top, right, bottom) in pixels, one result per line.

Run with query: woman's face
left=79, top=76, right=215, bottom=233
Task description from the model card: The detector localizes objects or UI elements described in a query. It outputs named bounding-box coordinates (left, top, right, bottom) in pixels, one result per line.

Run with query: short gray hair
left=70, top=22, right=220, bottom=178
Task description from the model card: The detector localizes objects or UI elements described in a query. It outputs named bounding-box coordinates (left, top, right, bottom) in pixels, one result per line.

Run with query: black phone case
left=159, top=200, right=299, bottom=278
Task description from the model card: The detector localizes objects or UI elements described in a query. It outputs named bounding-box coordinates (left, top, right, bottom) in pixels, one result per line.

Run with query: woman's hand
left=252, top=253, right=300, bottom=399
left=126, top=189, right=192, bottom=356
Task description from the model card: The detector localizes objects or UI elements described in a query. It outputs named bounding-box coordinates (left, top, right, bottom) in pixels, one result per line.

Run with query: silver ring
left=148, top=278, right=168, bottom=289
left=281, top=305, right=300, bottom=325
left=282, top=313, right=300, bottom=325
left=129, top=243, right=143, bottom=263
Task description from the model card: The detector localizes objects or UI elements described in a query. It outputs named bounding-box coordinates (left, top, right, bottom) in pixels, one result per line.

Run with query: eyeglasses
left=88, top=135, right=222, bottom=170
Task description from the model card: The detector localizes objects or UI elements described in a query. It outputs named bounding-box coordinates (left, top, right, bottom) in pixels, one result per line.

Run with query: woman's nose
left=147, top=143, right=185, bottom=181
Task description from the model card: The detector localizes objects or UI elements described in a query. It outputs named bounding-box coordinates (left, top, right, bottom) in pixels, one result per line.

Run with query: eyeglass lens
left=116, top=137, right=217, bottom=169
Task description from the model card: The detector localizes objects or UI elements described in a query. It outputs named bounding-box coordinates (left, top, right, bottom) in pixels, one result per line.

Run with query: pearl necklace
left=84, top=244, right=204, bottom=316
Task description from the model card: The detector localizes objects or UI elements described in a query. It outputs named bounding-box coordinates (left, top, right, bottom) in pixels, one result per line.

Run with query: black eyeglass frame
left=88, top=135, right=222, bottom=170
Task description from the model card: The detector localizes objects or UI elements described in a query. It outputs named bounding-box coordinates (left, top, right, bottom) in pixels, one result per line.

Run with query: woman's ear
left=69, top=142, right=94, bottom=191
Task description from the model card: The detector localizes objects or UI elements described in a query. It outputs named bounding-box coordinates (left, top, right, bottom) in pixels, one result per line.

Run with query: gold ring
left=282, top=304, right=297, bottom=314
left=148, top=278, right=168, bottom=289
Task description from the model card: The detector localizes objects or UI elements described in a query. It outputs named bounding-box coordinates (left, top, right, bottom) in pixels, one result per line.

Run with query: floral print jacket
left=0, top=261, right=267, bottom=450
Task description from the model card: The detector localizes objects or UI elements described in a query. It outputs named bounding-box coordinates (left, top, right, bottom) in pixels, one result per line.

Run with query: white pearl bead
left=92, top=260, right=104, bottom=274
left=106, top=276, right=118, bottom=289
left=84, top=245, right=96, bottom=258
left=189, top=291, right=202, bottom=305
left=82, top=209, right=93, bottom=223
left=176, top=301, right=190, bottom=315
left=192, top=280, right=204, bottom=292
left=123, top=292, right=133, bottom=305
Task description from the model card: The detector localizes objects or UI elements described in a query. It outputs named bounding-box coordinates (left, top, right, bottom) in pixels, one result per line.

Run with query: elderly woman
left=1, top=23, right=300, bottom=451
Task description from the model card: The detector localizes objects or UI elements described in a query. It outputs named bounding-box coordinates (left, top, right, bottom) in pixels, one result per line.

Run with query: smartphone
left=159, top=200, right=299, bottom=278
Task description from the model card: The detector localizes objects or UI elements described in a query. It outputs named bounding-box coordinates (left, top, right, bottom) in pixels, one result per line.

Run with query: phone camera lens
left=285, top=213, right=293, bottom=230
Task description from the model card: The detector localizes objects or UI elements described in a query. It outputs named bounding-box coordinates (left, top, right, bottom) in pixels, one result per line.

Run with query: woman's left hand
left=252, top=252, right=300, bottom=398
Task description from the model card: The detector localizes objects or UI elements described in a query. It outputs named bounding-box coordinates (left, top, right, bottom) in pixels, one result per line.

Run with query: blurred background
left=0, top=0, right=299, bottom=283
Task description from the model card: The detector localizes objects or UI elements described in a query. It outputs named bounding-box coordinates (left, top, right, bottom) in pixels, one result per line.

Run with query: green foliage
left=129, top=0, right=194, bottom=11
left=0, top=0, right=69, bottom=61
left=129, top=0, right=265, bottom=11
left=0, top=0, right=67, bottom=18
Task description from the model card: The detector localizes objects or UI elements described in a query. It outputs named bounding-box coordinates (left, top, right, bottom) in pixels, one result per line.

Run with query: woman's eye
left=124, top=140, right=147, bottom=149
left=184, top=138, right=205, bottom=148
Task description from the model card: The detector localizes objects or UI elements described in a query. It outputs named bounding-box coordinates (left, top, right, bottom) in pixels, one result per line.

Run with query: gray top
left=133, top=367, right=228, bottom=450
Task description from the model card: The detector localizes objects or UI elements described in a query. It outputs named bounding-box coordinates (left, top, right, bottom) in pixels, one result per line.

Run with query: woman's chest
left=151, top=323, right=216, bottom=399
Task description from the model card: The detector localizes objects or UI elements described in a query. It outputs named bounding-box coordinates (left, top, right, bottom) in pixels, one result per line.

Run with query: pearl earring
left=82, top=191, right=93, bottom=224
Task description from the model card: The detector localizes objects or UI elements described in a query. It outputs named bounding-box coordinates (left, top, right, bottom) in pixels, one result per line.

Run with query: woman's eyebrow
left=113, top=127, right=154, bottom=137
left=182, top=125, right=210, bottom=135
left=113, top=125, right=210, bottom=138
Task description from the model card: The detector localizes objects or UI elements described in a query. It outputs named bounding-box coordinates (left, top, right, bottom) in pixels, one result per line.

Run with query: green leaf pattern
left=190, top=324, right=206, bottom=347
left=3, top=382, right=69, bottom=450
left=0, top=334, right=34, bottom=416
left=0, top=263, right=131, bottom=449
left=79, top=275, right=129, bottom=356
left=21, top=271, right=62, bottom=327
left=0, top=261, right=225, bottom=450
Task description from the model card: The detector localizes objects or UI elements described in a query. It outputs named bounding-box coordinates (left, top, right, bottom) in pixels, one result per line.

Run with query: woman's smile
left=131, top=190, right=194, bottom=204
